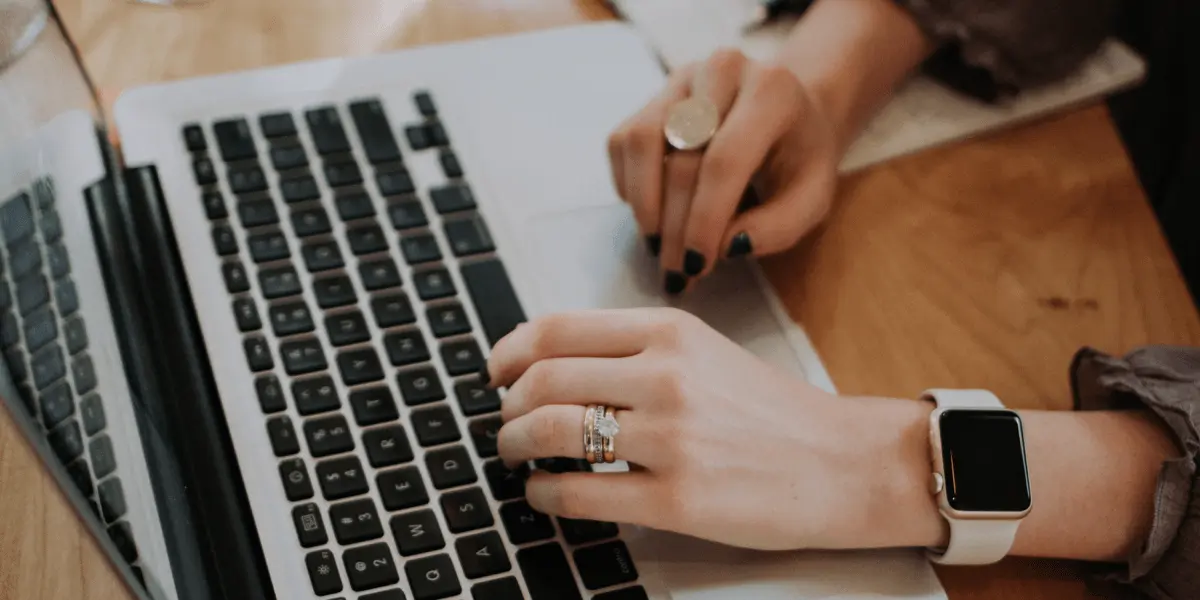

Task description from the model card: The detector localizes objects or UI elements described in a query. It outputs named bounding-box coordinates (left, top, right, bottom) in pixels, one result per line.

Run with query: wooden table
left=2, top=0, right=1197, bottom=599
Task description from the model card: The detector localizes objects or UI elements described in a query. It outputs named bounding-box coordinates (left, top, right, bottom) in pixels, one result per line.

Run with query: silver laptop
left=0, top=7, right=946, bottom=600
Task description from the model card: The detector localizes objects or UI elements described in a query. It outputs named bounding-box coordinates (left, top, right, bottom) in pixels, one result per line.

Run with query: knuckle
left=528, top=314, right=565, bottom=356
left=522, top=361, right=558, bottom=407
left=554, top=482, right=590, bottom=519
left=708, top=47, right=746, bottom=74
left=700, top=147, right=736, bottom=177
left=753, top=63, right=801, bottom=99
left=628, top=123, right=660, bottom=156
left=527, top=409, right=562, bottom=449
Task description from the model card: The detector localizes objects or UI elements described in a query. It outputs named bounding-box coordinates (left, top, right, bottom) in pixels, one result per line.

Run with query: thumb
left=720, top=171, right=835, bottom=258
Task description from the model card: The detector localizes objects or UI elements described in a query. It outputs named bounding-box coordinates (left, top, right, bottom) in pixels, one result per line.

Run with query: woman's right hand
left=607, top=48, right=840, bottom=294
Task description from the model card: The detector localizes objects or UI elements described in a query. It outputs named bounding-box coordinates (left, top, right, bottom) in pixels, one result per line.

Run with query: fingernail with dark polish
left=727, top=232, right=754, bottom=258
left=479, top=365, right=491, bottom=387
left=645, top=234, right=662, bottom=257
left=683, top=249, right=706, bottom=276
left=664, top=271, right=688, bottom=296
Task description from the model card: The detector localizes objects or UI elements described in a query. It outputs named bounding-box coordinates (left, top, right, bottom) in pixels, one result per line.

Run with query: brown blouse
left=887, top=3, right=1199, bottom=599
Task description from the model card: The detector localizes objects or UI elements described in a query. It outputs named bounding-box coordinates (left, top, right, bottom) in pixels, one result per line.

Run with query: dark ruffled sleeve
left=1070, top=346, right=1200, bottom=600
left=892, top=0, right=1120, bottom=98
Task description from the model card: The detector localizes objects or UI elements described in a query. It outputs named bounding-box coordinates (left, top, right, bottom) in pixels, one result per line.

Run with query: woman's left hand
left=485, top=308, right=943, bottom=551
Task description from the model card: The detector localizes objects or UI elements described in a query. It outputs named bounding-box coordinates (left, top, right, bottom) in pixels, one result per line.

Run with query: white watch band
left=923, top=388, right=1022, bottom=566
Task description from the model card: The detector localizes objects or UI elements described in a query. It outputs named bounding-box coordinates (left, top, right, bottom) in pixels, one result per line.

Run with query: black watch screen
left=940, top=409, right=1031, bottom=512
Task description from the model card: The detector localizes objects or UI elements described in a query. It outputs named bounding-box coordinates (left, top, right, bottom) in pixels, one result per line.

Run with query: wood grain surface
left=1, top=1, right=1195, bottom=599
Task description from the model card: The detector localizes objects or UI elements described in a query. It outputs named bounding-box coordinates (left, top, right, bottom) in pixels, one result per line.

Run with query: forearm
left=775, top=0, right=934, bottom=155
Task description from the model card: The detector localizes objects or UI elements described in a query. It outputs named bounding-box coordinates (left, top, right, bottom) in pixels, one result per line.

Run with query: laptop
left=0, top=7, right=947, bottom=600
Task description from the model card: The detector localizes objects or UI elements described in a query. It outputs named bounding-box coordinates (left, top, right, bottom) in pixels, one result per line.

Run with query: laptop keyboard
left=0, top=179, right=142, bottom=572
left=185, top=93, right=646, bottom=599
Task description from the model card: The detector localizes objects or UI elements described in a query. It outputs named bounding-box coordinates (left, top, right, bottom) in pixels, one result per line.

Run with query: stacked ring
left=583, top=404, right=620, bottom=464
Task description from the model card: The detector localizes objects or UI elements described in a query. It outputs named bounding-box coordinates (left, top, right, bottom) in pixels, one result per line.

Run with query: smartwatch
left=923, top=389, right=1031, bottom=565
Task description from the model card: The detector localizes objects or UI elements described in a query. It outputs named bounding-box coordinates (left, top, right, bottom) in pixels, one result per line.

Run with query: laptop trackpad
left=518, top=204, right=807, bottom=379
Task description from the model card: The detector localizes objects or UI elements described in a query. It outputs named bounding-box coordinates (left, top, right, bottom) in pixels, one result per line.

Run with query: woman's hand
left=486, top=308, right=945, bottom=551
left=607, top=49, right=839, bottom=294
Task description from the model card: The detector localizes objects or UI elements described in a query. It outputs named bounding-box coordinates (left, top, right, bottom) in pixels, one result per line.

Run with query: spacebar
left=460, top=258, right=527, bottom=347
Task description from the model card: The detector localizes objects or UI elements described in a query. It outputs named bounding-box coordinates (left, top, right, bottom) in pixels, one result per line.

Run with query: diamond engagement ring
left=585, top=405, right=621, bottom=464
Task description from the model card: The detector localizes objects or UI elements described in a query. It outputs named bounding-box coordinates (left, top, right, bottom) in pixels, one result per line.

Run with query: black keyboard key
left=270, top=144, right=308, bottom=170
left=49, top=418, right=84, bottom=462
left=363, top=425, right=414, bottom=468
left=378, top=466, right=429, bottom=511
left=67, top=458, right=93, bottom=497
left=330, top=497, right=384, bottom=544
left=222, top=262, right=251, bottom=293
left=461, top=259, right=527, bottom=346
left=343, top=543, right=401, bottom=592
left=371, top=293, right=415, bottom=328
left=80, top=393, right=105, bottom=435
left=292, top=502, right=329, bottom=548
left=560, top=518, right=620, bottom=545
left=336, top=191, right=376, bottom=221
left=0, top=312, right=18, bottom=347
left=5, top=347, right=25, bottom=383
left=400, top=233, right=441, bottom=265
left=39, top=380, right=72, bottom=428
left=306, top=549, right=344, bottom=596
left=99, top=478, right=127, bottom=523
left=445, top=215, right=494, bottom=257
left=280, top=458, right=315, bottom=501
left=267, top=416, right=301, bottom=456
left=391, top=509, right=444, bottom=556
left=429, top=184, right=476, bottom=215
left=397, top=366, right=445, bottom=406
left=260, top=112, right=297, bottom=138
left=72, top=354, right=96, bottom=394
left=40, top=206, right=63, bottom=242
left=442, top=339, right=484, bottom=378
left=1, top=192, right=33, bottom=245
left=574, top=541, right=638, bottom=590
left=306, top=107, right=352, bottom=155
left=428, top=303, right=471, bottom=338
left=17, top=273, right=49, bottom=315
left=414, top=92, right=437, bottom=117
left=350, top=99, right=403, bottom=164
left=182, top=124, right=207, bottom=151
left=457, top=531, right=511, bottom=579
left=293, top=375, right=339, bottom=415
left=517, top=543, right=582, bottom=600
left=232, top=298, right=262, bottom=332
left=9, top=238, right=42, bottom=278
left=228, top=164, right=268, bottom=194
left=412, top=405, right=461, bottom=447
left=31, top=343, right=64, bottom=390
left=244, top=336, right=274, bottom=372
left=383, top=330, right=429, bottom=366
left=426, top=445, right=476, bottom=490
left=46, top=243, right=69, bottom=278
left=291, top=206, right=332, bottom=237
left=484, top=460, right=528, bottom=502
left=202, top=191, right=227, bottom=220
left=350, top=386, right=399, bottom=426
left=316, top=455, right=369, bottom=500
left=363, top=590, right=406, bottom=600
left=439, top=150, right=463, bottom=178
left=303, top=240, right=344, bottom=272
left=534, top=457, right=591, bottom=474
left=471, top=577, right=524, bottom=600
left=441, top=487, right=493, bottom=533
left=255, top=375, right=286, bottom=413
left=213, top=226, right=239, bottom=256
left=55, top=280, right=78, bottom=317
left=501, top=501, right=554, bottom=545
left=428, top=121, right=450, bottom=147
left=377, top=170, right=415, bottom=197
left=595, top=587, right=649, bottom=600
left=108, top=521, right=139, bottom=563
left=248, top=231, right=291, bottom=263
left=326, top=310, right=370, bottom=346
left=269, top=301, right=314, bottom=336
left=24, top=308, right=56, bottom=353
left=360, top=258, right=402, bottom=290
left=64, top=316, right=88, bottom=355
left=405, top=554, right=460, bottom=600
left=259, top=265, right=302, bottom=299
left=325, top=161, right=364, bottom=188
left=305, top=415, right=355, bottom=457
left=313, top=274, right=356, bottom=308
left=89, top=434, right=117, bottom=478
left=387, top=199, right=427, bottom=231
left=213, top=118, right=258, bottom=162
left=193, top=157, right=217, bottom=186
left=348, top=224, right=389, bottom=255
left=280, top=338, right=327, bottom=375
left=281, top=174, right=321, bottom=203
left=406, top=124, right=433, bottom=151
left=238, top=197, right=279, bottom=227
left=468, top=416, right=500, bottom=458
left=338, top=348, right=384, bottom=386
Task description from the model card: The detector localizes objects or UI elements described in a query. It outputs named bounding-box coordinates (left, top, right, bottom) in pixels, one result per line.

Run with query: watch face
left=940, top=410, right=1031, bottom=512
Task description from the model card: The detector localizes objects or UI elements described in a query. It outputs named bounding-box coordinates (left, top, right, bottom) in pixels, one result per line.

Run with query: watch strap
left=922, top=388, right=1003, bottom=409
left=927, top=519, right=1020, bottom=565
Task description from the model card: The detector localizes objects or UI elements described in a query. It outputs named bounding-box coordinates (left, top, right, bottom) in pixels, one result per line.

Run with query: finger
left=683, top=64, right=801, bottom=277
left=486, top=309, right=660, bottom=387
left=526, top=470, right=661, bottom=525
left=623, top=65, right=695, bottom=246
left=659, top=152, right=701, bottom=295
left=607, top=126, right=628, bottom=201
left=500, top=356, right=645, bottom=422
left=499, top=406, right=654, bottom=467
left=722, top=159, right=836, bottom=258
